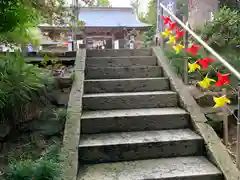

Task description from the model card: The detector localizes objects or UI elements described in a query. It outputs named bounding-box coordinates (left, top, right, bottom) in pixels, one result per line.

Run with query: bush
left=198, top=7, right=240, bottom=50
left=7, top=145, right=62, bottom=180
left=0, top=52, right=54, bottom=124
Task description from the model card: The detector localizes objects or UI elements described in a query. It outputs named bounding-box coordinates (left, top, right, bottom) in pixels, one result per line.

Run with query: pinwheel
left=214, top=72, right=231, bottom=86
left=168, top=22, right=177, bottom=31
left=213, top=95, right=231, bottom=108
left=172, top=43, right=184, bottom=54
left=197, top=57, right=216, bottom=69
left=161, top=29, right=172, bottom=38
left=197, top=74, right=216, bottom=89
left=187, top=44, right=201, bottom=56
left=162, top=16, right=172, bottom=25
left=167, top=35, right=176, bottom=44
left=175, top=28, right=184, bottom=40
left=188, top=62, right=201, bottom=73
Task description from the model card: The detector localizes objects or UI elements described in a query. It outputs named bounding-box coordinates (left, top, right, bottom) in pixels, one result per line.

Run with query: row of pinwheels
left=161, top=16, right=232, bottom=108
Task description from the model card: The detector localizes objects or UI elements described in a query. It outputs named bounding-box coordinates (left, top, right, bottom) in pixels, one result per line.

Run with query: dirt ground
left=0, top=128, right=62, bottom=178
left=226, top=122, right=237, bottom=162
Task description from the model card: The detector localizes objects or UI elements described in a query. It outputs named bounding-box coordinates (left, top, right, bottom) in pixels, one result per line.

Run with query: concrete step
left=85, top=66, right=162, bottom=79
left=78, top=156, right=223, bottom=180
left=79, top=129, right=203, bottom=163
left=86, top=49, right=152, bottom=57
left=86, top=56, right=157, bottom=68
left=81, top=108, right=189, bottom=134
left=83, top=91, right=178, bottom=110
left=84, top=77, right=169, bottom=93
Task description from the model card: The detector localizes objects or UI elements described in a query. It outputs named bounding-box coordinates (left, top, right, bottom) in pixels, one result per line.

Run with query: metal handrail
left=160, top=3, right=240, bottom=80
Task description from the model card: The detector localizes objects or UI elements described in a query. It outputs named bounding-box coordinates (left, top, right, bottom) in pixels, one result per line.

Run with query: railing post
left=159, top=6, right=164, bottom=48
left=183, top=15, right=189, bottom=85
left=222, top=88, right=229, bottom=145
left=237, top=82, right=240, bottom=169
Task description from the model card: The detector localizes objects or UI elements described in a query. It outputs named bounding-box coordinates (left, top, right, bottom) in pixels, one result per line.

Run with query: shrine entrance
left=86, top=36, right=113, bottom=49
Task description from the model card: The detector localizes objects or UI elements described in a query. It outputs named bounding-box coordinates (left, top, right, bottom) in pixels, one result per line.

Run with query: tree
left=0, top=0, right=66, bottom=45
left=32, top=0, right=66, bottom=25
left=139, top=0, right=156, bottom=46
left=96, top=0, right=111, bottom=7
left=0, top=0, right=39, bottom=33
left=145, top=0, right=156, bottom=24
left=131, top=0, right=140, bottom=14
left=81, top=0, right=111, bottom=7
left=219, top=0, right=240, bottom=9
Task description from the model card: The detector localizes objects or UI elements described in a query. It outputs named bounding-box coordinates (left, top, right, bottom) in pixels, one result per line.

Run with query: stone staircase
left=77, top=49, right=223, bottom=180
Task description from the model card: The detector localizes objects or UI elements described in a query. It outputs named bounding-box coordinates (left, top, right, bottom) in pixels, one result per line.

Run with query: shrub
left=197, top=7, right=240, bottom=50
left=193, top=7, right=240, bottom=87
left=0, top=52, right=54, bottom=124
left=7, top=145, right=62, bottom=180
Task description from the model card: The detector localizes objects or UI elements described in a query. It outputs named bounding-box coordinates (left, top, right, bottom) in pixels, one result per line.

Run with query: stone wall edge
left=60, top=49, right=86, bottom=180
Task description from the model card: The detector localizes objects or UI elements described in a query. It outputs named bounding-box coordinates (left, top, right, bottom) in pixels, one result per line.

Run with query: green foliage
left=198, top=7, right=240, bottom=50
left=143, top=23, right=156, bottom=46
left=145, top=0, right=156, bottom=24
left=0, top=0, right=39, bottom=33
left=139, top=0, right=156, bottom=46
left=31, top=0, right=66, bottom=24
left=81, top=0, right=111, bottom=7
left=0, top=0, right=65, bottom=44
left=163, top=48, right=186, bottom=78
left=192, top=6, right=240, bottom=86
left=96, top=0, right=111, bottom=7
left=7, top=145, right=61, bottom=180
left=1, top=26, right=42, bottom=46
left=0, top=52, right=53, bottom=124
left=219, top=0, right=240, bottom=9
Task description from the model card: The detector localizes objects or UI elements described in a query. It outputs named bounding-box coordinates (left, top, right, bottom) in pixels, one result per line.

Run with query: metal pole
left=237, top=83, right=240, bottom=169
left=72, top=0, right=79, bottom=51
left=159, top=6, right=164, bottom=48
left=222, top=88, right=229, bottom=145
left=156, top=0, right=160, bottom=35
left=183, top=15, right=188, bottom=85
left=183, top=0, right=189, bottom=85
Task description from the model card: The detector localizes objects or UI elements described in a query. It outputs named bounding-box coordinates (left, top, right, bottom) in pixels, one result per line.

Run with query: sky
left=66, top=0, right=148, bottom=12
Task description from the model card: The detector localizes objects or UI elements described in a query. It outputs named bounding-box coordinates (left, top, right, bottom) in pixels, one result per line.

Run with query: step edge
left=86, top=56, right=156, bottom=59
left=84, top=77, right=168, bottom=82
left=85, top=66, right=160, bottom=70
left=81, top=108, right=188, bottom=119
left=79, top=129, right=203, bottom=147
left=83, top=91, right=177, bottom=98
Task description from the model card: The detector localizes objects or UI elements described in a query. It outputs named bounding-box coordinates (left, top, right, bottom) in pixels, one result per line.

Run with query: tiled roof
left=79, top=7, right=151, bottom=28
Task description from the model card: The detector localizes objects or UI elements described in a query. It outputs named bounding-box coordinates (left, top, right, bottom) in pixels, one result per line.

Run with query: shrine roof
left=79, top=7, right=151, bottom=28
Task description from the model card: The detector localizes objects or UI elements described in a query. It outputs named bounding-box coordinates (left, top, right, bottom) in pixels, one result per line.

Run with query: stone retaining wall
left=60, top=49, right=86, bottom=180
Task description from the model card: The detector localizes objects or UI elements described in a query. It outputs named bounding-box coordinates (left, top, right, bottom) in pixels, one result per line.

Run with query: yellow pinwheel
left=167, top=35, right=176, bottom=44
left=213, top=95, right=231, bottom=108
left=161, top=29, right=172, bottom=38
left=172, top=43, right=184, bottom=54
left=188, top=62, right=201, bottom=73
left=197, top=74, right=216, bottom=89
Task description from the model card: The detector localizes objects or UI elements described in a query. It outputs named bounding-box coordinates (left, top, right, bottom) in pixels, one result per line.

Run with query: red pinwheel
left=175, top=28, right=184, bottom=40
left=214, top=72, right=231, bottom=86
left=162, top=16, right=172, bottom=25
left=187, top=44, right=201, bottom=56
left=168, top=22, right=177, bottom=31
left=197, top=57, right=216, bottom=70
